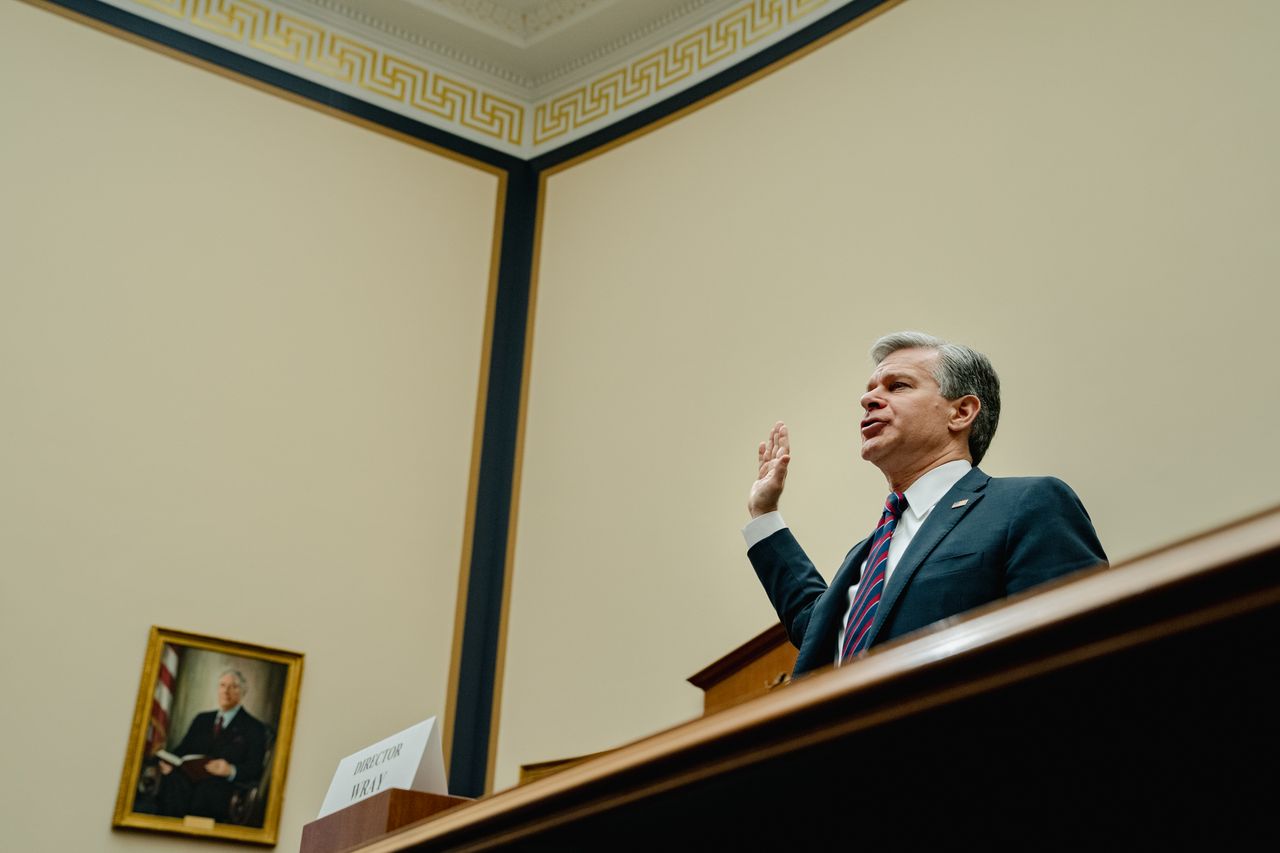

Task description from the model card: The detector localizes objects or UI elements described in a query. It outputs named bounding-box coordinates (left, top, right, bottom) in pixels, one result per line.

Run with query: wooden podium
left=300, top=790, right=469, bottom=853
left=320, top=504, right=1280, bottom=850
left=687, top=623, right=797, bottom=715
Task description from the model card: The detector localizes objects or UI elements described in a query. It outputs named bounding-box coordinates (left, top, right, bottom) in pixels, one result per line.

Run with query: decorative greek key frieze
left=533, top=0, right=831, bottom=146
left=109, top=0, right=849, bottom=153
left=129, top=0, right=525, bottom=145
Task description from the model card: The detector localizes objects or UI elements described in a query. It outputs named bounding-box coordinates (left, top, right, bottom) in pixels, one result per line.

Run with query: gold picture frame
left=112, top=626, right=303, bottom=845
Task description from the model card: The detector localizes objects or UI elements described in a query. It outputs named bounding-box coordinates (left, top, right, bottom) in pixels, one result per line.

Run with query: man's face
left=217, top=673, right=243, bottom=711
left=859, top=348, right=963, bottom=474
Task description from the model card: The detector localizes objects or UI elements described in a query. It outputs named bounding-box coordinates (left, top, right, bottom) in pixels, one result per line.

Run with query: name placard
left=317, top=717, right=447, bottom=818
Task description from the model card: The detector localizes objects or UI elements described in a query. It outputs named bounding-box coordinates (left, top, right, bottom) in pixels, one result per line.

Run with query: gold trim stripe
left=443, top=170, right=509, bottom=771
left=127, top=0, right=525, bottom=145
left=533, top=0, right=832, bottom=145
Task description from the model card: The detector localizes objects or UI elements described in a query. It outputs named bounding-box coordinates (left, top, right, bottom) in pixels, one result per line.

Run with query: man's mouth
left=860, top=418, right=886, bottom=437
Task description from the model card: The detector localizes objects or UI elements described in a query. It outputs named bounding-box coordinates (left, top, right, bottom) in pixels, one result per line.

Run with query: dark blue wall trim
left=447, top=163, right=538, bottom=796
left=38, top=0, right=893, bottom=797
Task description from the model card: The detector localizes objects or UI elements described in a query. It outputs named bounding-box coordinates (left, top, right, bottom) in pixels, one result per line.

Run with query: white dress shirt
left=216, top=705, right=242, bottom=730
left=742, top=460, right=972, bottom=663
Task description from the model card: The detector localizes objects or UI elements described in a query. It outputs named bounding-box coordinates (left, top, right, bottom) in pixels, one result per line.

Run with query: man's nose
left=860, top=389, right=881, bottom=412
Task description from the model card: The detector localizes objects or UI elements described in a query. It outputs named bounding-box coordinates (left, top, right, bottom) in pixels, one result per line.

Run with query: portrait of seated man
left=157, top=669, right=268, bottom=821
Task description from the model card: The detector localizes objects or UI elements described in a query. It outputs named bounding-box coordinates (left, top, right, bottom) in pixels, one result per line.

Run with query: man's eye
left=890, top=382, right=908, bottom=390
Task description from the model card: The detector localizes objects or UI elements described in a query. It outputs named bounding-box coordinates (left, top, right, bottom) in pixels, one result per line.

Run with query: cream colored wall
left=0, top=3, right=497, bottom=850
left=498, top=0, right=1280, bottom=789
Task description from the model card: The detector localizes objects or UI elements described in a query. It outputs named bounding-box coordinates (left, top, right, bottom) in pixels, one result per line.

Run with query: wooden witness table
left=301, top=791, right=470, bottom=853
left=336, top=505, right=1280, bottom=850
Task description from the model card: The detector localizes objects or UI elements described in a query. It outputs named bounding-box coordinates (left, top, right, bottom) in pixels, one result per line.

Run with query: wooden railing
left=337, top=504, right=1280, bottom=850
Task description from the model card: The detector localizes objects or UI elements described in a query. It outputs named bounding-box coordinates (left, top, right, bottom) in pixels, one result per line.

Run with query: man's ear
left=949, top=395, right=981, bottom=434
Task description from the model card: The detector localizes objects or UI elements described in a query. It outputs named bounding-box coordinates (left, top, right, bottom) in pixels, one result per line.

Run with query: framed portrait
left=113, top=627, right=303, bottom=845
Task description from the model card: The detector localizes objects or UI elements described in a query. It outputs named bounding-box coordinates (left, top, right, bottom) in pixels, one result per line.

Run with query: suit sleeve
left=231, top=717, right=268, bottom=786
left=1004, top=477, right=1107, bottom=594
left=747, top=529, right=831, bottom=649
left=170, top=713, right=207, bottom=757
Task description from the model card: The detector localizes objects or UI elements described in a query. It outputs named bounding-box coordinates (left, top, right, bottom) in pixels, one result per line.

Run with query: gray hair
left=870, top=331, right=1001, bottom=465
left=219, top=669, right=248, bottom=692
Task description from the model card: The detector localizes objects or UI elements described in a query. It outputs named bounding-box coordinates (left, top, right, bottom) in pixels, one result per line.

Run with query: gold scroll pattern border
left=129, top=0, right=524, bottom=145
left=533, top=0, right=831, bottom=146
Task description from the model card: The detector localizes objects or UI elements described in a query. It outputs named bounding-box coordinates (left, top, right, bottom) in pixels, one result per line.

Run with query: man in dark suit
left=158, top=669, right=268, bottom=821
left=746, top=331, right=1106, bottom=676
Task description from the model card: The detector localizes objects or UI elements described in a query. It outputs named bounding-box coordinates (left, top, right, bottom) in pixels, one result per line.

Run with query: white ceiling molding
left=417, top=0, right=610, bottom=43
left=93, top=0, right=849, bottom=157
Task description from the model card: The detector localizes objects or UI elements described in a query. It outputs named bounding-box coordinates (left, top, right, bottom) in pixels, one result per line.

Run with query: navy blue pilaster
left=447, top=164, right=538, bottom=796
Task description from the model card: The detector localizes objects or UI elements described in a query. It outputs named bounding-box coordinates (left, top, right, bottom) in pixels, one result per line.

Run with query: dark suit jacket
left=172, top=707, right=268, bottom=786
left=749, top=467, right=1106, bottom=675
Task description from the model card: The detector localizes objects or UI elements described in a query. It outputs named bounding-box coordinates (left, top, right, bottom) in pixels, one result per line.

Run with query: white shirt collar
left=902, top=460, right=972, bottom=520
left=217, top=705, right=242, bottom=725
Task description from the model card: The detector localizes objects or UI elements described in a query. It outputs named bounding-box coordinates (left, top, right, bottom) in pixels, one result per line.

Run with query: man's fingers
left=761, top=453, right=790, bottom=486
left=758, top=421, right=790, bottom=471
left=748, top=426, right=789, bottom=518
left=773, top=422, right=788, bottom=452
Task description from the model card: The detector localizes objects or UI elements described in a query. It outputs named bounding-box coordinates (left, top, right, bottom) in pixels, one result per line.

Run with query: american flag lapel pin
left=951, top=499, right=969, bottom=508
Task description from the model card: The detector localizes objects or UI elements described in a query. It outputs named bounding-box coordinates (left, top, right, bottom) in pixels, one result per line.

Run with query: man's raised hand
left=748, top=421, right=791, bottom=518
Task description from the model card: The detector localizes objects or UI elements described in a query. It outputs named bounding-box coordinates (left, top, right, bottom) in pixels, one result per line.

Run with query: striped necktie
left=840, top=491, right=907, bottom=663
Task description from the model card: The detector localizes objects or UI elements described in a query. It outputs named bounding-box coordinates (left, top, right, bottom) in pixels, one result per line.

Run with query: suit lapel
left=865, top=468, right=989, bottom=648
left=799, top=536, right=872, bottom=669
left=217, top=709, right=248, bottom=742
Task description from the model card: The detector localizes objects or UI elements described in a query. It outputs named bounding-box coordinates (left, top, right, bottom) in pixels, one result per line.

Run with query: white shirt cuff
left=743, top=511, right=788, bottom=549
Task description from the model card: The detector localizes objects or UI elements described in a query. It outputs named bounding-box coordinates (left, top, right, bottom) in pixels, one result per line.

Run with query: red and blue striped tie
left=840, top=491, right=907, bottom=663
